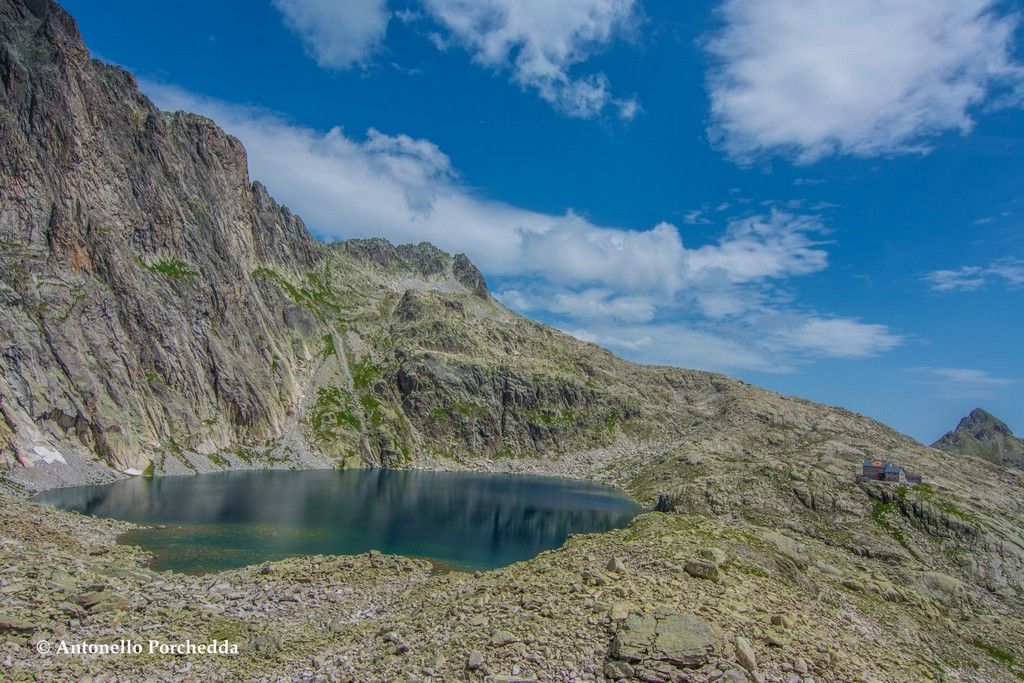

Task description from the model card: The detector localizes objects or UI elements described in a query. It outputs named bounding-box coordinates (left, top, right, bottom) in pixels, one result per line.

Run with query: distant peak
left=958, top=408, right=1011, bottom=435
left=931, top=407, right=1023, bottom=469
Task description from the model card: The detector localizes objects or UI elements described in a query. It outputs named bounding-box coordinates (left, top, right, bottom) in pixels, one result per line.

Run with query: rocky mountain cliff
left=933, top=408, right=1024, bottom=470
left=0, top=0, right=931, bottom=487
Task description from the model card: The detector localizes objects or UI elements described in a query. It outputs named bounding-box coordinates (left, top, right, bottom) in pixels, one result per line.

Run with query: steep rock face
left=0, top=0, right=326, bottom=471
left=0, top=0, right=664, bottom=474
left=932, top=408, right=1024, bottom=469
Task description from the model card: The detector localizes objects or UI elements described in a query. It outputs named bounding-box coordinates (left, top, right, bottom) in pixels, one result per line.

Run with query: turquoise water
left=34, top=469, right=643, bottom=573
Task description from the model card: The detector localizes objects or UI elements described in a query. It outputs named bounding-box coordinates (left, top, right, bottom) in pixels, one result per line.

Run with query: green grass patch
left=252, top=266, right=343, bottom=319
left=233, top=447, right=257, bottom=465
left=431, top=401, right=487, bottom=420
left=143, top=370, right=168, bottom=387
left=913, top=483, right=978, bottom=524
left=870, top=501, right=921, bottom=560
left=207, top=452, right=229, bottom=468
left=974, top=638, right=1024, bottom=679
left=351, top=356, right=381, bottom=391
left=309, top=387, right=362, bottom=442
left=142, top=461, right=155, bottom=478
left=322, top=333, right=336, bottom=358
left=141, top=258, right=198, bottom=279
left=165, top=439, right=198, bottom=474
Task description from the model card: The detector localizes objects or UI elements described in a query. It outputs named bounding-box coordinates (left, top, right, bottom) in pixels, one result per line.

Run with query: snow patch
left=31, top=445, right=66, bottom=465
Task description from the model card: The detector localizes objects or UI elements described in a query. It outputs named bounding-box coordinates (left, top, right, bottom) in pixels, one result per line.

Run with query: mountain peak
left=960, top=407, right=1011, bottom=435
left=932, top=408, right=1023, bottom=469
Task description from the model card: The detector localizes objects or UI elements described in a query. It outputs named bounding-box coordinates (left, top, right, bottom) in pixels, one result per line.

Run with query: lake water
left=34, top=469, right=643, bottom=573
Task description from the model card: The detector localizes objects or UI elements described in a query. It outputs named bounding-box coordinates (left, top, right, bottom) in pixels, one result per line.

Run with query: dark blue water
left=34, top=469, right=643, bottom=573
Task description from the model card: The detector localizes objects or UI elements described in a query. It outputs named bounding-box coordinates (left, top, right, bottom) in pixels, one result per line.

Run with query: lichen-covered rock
left=685, top=559, right=721, bottom=582
left=611, top=608, right=720, bottom=669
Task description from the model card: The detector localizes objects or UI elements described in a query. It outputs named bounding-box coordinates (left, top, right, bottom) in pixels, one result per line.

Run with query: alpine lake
left=34, top=469, right=644, bottom=574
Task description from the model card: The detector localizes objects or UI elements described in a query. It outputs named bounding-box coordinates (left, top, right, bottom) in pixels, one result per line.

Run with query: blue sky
left=63, top=0, right=1023, bottom=442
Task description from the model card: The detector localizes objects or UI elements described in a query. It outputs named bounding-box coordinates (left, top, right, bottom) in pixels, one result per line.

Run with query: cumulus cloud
left=706, top=0, right=1024, bottom=162
left=144, top=81, right=902, bottom=372
left=923, top=257, right=1024, bottom=292
left=420, top=0, right=639, bottom=119
left=688, top=211, right=829, bottom=283
left=772, top=316, right=903, bottom=359
left=274, top=0, right=391, bottom=69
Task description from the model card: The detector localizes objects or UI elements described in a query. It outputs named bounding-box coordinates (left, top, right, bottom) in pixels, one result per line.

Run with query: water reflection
left=35, top=469, right=643, bottom=572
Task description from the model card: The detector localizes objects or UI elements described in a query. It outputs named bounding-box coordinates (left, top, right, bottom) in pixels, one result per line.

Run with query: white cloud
left=774, top=316, right=903, bottom=358
left=274, top=0, right=390, bottom=69
left=144, top=81, right=902, bottom=372
left=420, top=0, right=639, bottom=119
left=559, top=311, right=903, bottom=376
left=515, top=219, right=687, bottom=294
left=688, top=211, right=829, bottom=283
left=912, top=367, right=1015, bottom=399
left=706, top=0, right=1024, bottom=162
left=497, top=287, right=656, bottom=323
left=682, top=209, right=711, bottom=225
left=924, top=257, right=1024, bottom=292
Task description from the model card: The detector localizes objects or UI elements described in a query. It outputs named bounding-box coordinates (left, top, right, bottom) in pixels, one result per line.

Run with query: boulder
left=685, top=559, right=721, bottom=582
left=611, top=608, right=720, bottom=669
left=736, top=636, right=757, bottom=672
left=699, top=547, right=728, bottom=567
left=466, top=650, right=485, bottom=670
left=606, top=557, right=627, bottom=574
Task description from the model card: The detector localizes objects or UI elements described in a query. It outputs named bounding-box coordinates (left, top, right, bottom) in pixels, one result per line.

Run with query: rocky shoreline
left=3, top=468, right=1024, bottom=682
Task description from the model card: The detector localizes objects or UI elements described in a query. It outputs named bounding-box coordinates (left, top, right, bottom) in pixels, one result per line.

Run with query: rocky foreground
left=2, top=477, right=1024, bottom=683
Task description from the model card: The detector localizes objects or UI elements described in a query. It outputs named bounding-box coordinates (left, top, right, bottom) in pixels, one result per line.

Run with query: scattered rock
left=699, top=547, right=728, bottom=567
left=466, top=650, right=485, bottom=670
left=606, top=557, right=627, bottom=574
left=0, top=615, right=36, bottom=633
left=771, top=612, right=795, bottom=629
left=604, top=660, right=635, bottom=680
left=736, top=635, right=757, bottom=672
left=611, top=608, right=720, bottom=669
left=685, top=559, right=721, bottom=582
left=609, top=602, right=631, bottom=621
left=490, top=629, right=516, bottom=646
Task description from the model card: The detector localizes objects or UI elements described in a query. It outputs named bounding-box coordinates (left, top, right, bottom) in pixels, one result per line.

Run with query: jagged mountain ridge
left=932, top=408, right=1024, bottom=469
